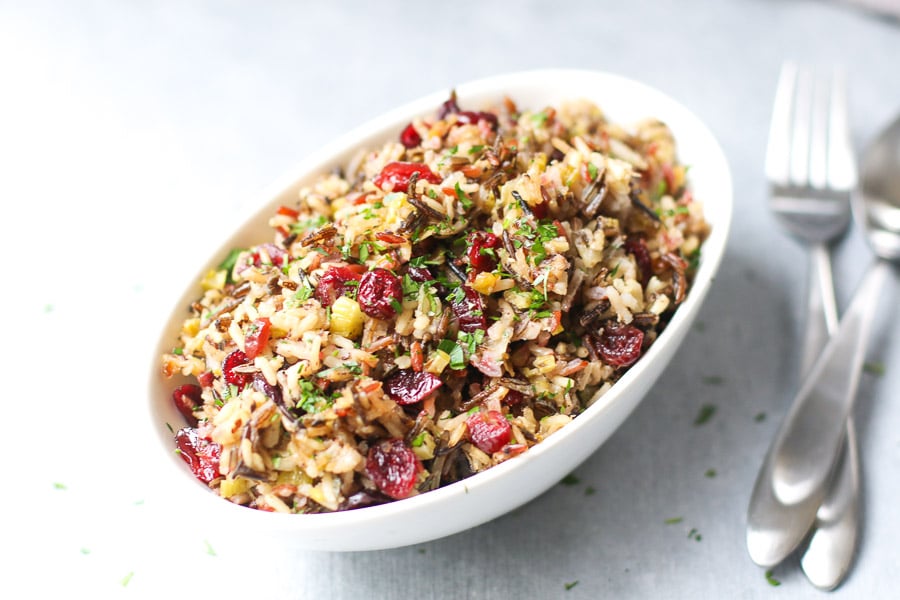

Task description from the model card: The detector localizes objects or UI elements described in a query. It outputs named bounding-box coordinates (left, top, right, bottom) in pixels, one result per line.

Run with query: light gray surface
left=2, top=0, right=899, bottom=597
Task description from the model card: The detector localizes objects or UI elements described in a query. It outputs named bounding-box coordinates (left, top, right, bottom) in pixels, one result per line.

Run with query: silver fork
left=746, top=62, right=859, bottom=589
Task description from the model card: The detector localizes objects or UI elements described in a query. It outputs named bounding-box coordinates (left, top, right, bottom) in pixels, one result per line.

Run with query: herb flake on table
left=121, top=572, right=134, bottom=587
left=53, top=482, right=66, bottom=490
left=694, top=404, right=716, bottom=426
left=765, top=570, right=781, bottom=587
left=688, top=528, right=702, bottom=541
left=864, top=361, right=885, bottom=376
left=664, top=517, right=683, bottom=525
left=564, top=580, right=579, bottom=591
left=704, top=468, right=717, bottom=478
left=204, top=540, right=216, bottom=556
left=585, top=486, right=596, bottom=496
left=754, top=412, right=766, bottom=423
left=560, top=474, right=580, bottom=486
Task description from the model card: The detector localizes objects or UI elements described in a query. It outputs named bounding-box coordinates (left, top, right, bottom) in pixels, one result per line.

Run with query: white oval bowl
left=147, top=68, right=732, bottom=551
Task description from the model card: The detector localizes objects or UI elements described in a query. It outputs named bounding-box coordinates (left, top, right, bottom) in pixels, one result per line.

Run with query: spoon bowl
left=856, top=114, right=900, bottom=260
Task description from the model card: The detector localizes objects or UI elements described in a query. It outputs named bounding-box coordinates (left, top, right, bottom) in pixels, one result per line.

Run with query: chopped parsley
left=289, top=215, right=328, bottom=233
left=587, top=162, right=598, bottom=181
left=121, top=572, right=134, bottom=587
left=438, top=339, right=466, bottom=370
left=688, top=528, right=702, bottom=541
left=218, top=248, right=243, bottom=283
left=560, top=474, right=580, bottom=486
left=411, top=431, right=427, bottom=447
left=294, top=281, right=314, bottom=302
left=864, top=361, right=885, bottom=376
left=427, top=188, right=438, bottom=200
left=530, top=111, right=549, bottom=126
left=664, top=517, right=683, bottom=525
left=704, top=469, right=717, bottom=478
left=754, top=412, right=766, bottom=423
left=564, top=581, right=579, bottom=591
left=765, top=570, right=781, bottom=587
left=468, top=144, right=485, bottom=155
left=693, top=404, right=716, bottom=426
left=454, top=182, right=472, bottom=209
left=458, top=328, right=485, bottom=355
left=297, top=380, right=336, bottom=413
left=53, top=482, right=67, bottom=490
left=390, top=298, right=404, bottom=315
left=204, top=540, right=217, bottom=556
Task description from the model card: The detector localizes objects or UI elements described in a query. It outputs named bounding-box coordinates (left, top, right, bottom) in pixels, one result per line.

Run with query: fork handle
left=770, top=259, right=891, bottom=505
left=801, top=244, right=839, bottom=374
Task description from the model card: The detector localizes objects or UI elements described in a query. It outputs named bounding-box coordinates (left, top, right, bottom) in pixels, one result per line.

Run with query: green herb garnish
left=694, top=404, right=716, bottom=426
left=438, top=339, right=466, bottom=370
left=454, top=182, right=472, bottom=209
left=218, top=248, right=243, bottom=283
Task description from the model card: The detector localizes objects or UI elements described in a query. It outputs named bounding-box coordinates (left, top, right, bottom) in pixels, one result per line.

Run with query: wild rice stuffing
left=161, top=92, right=710, bottom=513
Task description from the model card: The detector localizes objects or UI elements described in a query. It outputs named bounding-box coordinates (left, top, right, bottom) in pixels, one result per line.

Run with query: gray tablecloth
left=4, top=0, right=898, bottom=597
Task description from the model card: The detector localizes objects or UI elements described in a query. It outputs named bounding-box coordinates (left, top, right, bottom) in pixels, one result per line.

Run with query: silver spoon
left=775, top=113, right=900, bottom=587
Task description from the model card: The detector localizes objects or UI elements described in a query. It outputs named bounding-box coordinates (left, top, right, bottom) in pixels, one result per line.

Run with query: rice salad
left=161, top=92, right=710, bottom=513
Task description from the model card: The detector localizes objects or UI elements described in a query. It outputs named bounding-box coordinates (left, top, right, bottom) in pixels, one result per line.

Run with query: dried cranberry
left=315, top=265, right=363, bottom=307
left=436, top=92, right=498, bottom=130
left=384, top=369, right=443, bottom=405
left=625, top=237, right=652, bottom=286
left=259, top=243, right=288, bottom=268
left=400, top=123, right=421, bottom=148
left=437, top=93, right=461, bottom=119
left=357, top=268, right=402, bottom=319
left=244, top=317, right=271, bottom=360
left=466, top=409, right=512, bottom=454
left=466, top=231, right=500, bottom=274
left=407, top=265, right=434, bottom=283
left=531, top=200, right=549, bottom=219
left=456, top=110, right=499, bottom=130
left=172, top=384, right=203, bottom=427
left=593, top=322, right=644, bottom=367
left=197, top=371, right=215, bottom=388
left=175, top=427, right=221, bottom=484
left=222, top=349, right=251, bottom=389
left=366, top=438, right=422, bottom=499
left=503, top=389, right=525, bottom=406
left=374, top=161, right=442, bottom=192
left=450, top=286, right=487, bottom=332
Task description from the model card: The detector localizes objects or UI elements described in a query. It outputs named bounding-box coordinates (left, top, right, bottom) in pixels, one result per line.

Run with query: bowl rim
left=147, top=66, right=733, bottom=543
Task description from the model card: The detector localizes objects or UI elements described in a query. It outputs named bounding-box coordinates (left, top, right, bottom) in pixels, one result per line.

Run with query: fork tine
left=789, top=68, right=813, bottom=187
left=808, top=72, right=831, bottom=190
left=826, top=69, right=857, bottom=191
left=765, top=62, right=798, bottom=186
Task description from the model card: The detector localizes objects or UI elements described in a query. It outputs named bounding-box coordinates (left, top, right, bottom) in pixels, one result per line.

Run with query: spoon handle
left=800, top=416, right=860, bottom=590
left=770, top=259, right=891, bottom=505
